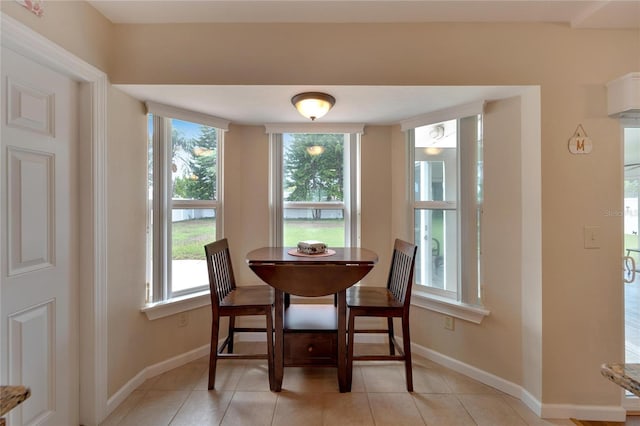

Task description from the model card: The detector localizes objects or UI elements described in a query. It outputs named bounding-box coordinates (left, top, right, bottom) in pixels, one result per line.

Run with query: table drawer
left=284, top=332, right=337, bottom=366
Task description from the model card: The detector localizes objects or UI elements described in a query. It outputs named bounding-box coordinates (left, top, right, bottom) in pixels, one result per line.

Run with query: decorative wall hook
left=568, top=124, right=592, bottom=154
left=16, top=0, right=44, bottom=17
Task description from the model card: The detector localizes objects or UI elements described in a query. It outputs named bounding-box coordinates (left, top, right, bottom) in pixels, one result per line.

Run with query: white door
left=1, top=46, right=79, bottom=425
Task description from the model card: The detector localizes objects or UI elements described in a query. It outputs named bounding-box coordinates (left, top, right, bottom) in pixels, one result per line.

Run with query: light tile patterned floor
left=99, top=343, right=582, bottom=426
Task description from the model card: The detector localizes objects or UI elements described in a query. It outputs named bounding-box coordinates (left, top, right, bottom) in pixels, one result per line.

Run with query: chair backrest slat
left=387, top=239, right=418, bottom=306
left=205, top=239, right=237, bottom=311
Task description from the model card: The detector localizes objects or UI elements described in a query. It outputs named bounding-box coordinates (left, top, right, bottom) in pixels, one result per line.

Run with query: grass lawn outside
left=172, top=218, right=216, bottom=259
left=284, top=219, right=345, bottom=247
left=171, top=218, right=346, bottom=261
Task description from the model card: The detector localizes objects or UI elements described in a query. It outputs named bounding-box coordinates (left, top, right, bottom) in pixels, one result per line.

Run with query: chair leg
left=265, top=308, right=275, bottom=391
left=347, top=310, right=356, bottom=388
left=227, top=316, right=236, bottom=353
left=387, top=317, right=395, bottom=355
left=401, top=314, right=413, bottom=392
left=208, top=313, right=220, bottom=390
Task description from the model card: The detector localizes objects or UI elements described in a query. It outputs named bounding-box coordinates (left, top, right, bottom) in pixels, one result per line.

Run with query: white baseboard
left=411, top=343, right=523, bottom=399
left=540, top=404, right=626, bottom=422
left=106, top=335, right=626, bottom=423
left=145, top=344, right=210, bottom=377
left=409, top=342, right=626, bottom=422
left=520, top=388, right=543, bottom=417
left=105, top=344, right=209, bottom=416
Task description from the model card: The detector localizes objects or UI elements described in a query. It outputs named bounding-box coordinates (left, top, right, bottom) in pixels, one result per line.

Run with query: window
left=267, top=126, right=362, bottom=248
left=146, top=102, right=229, bottom=303
left=405, top=104, right=483, bottom=306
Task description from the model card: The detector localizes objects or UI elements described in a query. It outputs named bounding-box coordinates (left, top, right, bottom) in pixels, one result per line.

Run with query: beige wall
left=106, top=87, right=215, bottom=393
left=360, top=126, right=394, bottom=285
left=4, top=1, right=640, bottom=410
left=1, top=0, right=113, bottom=73
left=108, top=22, right=636, bottom=86
left=106, top=21, right=636, bottom=407
left=224, top=124, right=272, bottom=282
left=404, top=96, right=526, bottom=387
left=482, top=97, right=523, bottom=385
left=105, top=87, right=147, bottom=394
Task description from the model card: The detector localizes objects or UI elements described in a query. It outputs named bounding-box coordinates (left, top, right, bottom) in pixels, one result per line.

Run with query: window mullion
left=346, top=133, right=360, bottom=247
left=152, top=116, right=171, bottom=302
left=163, top=118, right=173, bottom=300
left=172, top=200, right=218, bottom=208
left=270, top=133, right=283, bottom=246
left=216, top=128, right=224, bottom=240
left=283, top=201, right=345, bottom=209
left=459, top=115, right=480, bottom=305
left=415, top=201, right=457, bottom=210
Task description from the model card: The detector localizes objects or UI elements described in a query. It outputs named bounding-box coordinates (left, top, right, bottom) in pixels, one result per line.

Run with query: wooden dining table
left=246, top=246, right=378, bottom=392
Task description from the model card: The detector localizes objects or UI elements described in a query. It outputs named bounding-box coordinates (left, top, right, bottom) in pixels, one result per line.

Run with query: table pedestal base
left=284, top=304, right=338, bottom=367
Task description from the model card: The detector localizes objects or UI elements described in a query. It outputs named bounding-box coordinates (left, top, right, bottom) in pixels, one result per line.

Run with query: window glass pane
left=412, top=114, right=483, bottom=302
left=414, top=120, right=457, bottom=202
left=171, top=119, right=218, bottom=201
left=414, top=209, right=457, bottom=292
left=283, top=208, right=345, bottom=247
left=147, top=111, right=222, bottom=302
left=171, top=208, right=216, bottom=293
left=283, top=133, right=345, bottom=203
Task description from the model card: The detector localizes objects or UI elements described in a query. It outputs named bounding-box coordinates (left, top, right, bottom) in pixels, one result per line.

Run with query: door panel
left=9, top=300, right=55, bottom=425
left=8, top=147, right=54, bottom=275
left=1, top=46, right=79, bottom=425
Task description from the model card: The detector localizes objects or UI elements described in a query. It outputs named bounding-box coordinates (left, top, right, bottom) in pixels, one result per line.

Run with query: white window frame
left=622, top=119, right=640, bottom=410
left=145, top=102, right=229, bottom=306
left=266, top=124, right=363, bottom=248
left=402, top=102, right=489, bottom=323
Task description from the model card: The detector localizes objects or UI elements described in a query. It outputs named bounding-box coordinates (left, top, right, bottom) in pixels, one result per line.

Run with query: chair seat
left=346, top=286, right=403, bottom=309
left=220, top=285, right=274, bottom=308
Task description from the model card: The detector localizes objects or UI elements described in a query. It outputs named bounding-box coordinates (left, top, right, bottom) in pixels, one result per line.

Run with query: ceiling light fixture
left=306, top=145, right=325, bottom=156
left=291, top=92, right=336, bottom=121
left=424, top=147, right=443, bottom=156
left=429, top=124, right=445, bottom=140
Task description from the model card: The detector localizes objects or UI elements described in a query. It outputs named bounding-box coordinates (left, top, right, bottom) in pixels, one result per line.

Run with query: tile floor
left=98, top=343, right=583, bottom=426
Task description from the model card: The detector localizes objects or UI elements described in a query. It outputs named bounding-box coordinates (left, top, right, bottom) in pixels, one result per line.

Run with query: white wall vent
left=607, top=72, right=640, bottom=118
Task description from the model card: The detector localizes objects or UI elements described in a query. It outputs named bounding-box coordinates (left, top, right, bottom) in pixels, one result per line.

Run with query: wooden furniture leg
left=337, top=289, right=348, bottom=392
left=274, top=289, right=284, bottom=391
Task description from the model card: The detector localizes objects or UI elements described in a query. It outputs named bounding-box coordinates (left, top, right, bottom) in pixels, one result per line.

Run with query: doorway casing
left=0, top=13, right=109, bottom=425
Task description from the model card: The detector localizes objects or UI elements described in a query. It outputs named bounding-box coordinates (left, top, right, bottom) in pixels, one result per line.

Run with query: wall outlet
left=444, top=315, right=455, bottom=331
left=178, top=312, right=189, bottom=328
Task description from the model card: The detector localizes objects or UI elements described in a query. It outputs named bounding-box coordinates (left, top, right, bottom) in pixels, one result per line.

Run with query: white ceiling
left=89, top=1, right=639, bottom=28
left=98, top=1, right=637, bottom=125
left=115, top=84, right=529, bottom=125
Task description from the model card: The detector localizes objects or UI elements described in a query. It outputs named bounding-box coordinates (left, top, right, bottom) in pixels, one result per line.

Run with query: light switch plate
left=584, top=226, right=600, bottom=249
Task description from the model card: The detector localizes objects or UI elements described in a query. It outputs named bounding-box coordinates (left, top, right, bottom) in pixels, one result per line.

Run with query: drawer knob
left=307, top=345, right=314, bottom=353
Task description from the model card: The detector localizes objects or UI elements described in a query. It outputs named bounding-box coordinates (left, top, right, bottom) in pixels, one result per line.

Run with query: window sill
left=411, top=291, right=490, bottom=324
left=141, top=291, right=211, bottom=320
left=140, top=290, right=490, bottom=323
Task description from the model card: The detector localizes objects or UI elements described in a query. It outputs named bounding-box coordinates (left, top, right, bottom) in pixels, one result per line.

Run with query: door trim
left=1, top=13, right=109, bottom=425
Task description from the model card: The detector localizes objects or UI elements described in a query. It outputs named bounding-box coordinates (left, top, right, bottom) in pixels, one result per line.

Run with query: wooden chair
left=205, top=238, right=275, bottom=390
left=346, top=239, right=418, bottom=391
